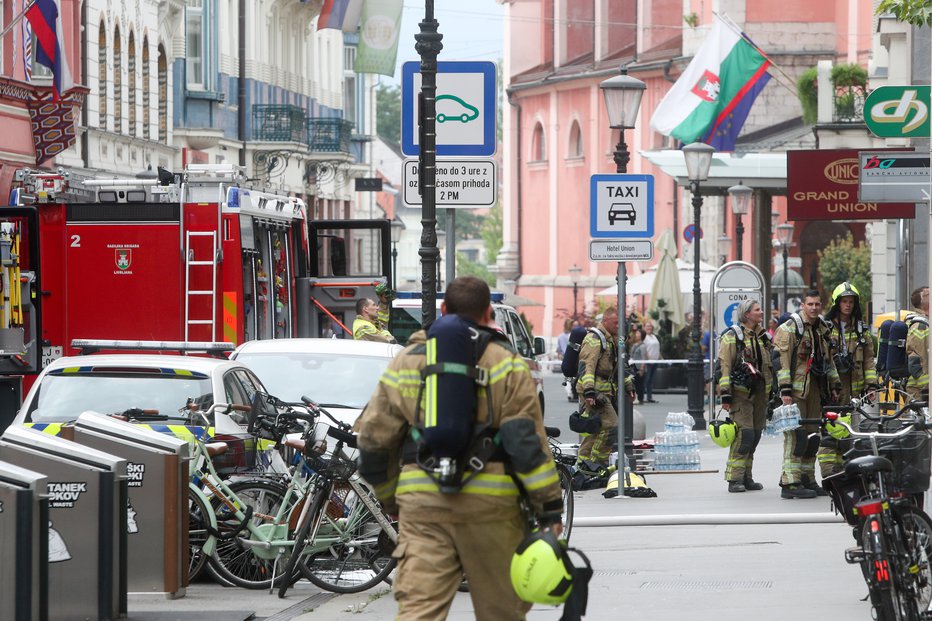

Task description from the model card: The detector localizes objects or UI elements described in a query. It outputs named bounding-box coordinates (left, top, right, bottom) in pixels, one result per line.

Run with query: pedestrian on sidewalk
left=774, top=290, right=840, bottom=499
left=628, top=326, right=646, bottom=405
left=642, top=321, right=661, bottom=403
left=717, top=299, right=772, bottom=493
left=355, top=277, right=564, bottom=620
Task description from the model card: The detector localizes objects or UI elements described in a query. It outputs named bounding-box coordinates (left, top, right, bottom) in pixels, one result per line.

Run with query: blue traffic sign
left=589, top=174, right=654, bottom=238
left=683, top=224, right=703, bottom=243
left=401, top=61, right=497, bottom=157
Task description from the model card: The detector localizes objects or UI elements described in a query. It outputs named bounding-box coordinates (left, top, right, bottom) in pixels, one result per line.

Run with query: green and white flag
left=354, top=0, right=404, bottom=76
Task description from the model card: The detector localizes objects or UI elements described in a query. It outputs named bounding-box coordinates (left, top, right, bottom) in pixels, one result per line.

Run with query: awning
left=640, top=149, right=788, bottom=192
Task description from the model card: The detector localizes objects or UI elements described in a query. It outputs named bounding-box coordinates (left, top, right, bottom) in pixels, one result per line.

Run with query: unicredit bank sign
left=787, top=149, right=915, bottom=220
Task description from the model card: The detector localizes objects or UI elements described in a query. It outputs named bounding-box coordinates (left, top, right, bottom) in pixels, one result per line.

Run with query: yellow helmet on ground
left=825, top=414, right=852, bottom=439
left=831, top=282, right=860, bottom=305
left=709, top=417, right=737, bottom=448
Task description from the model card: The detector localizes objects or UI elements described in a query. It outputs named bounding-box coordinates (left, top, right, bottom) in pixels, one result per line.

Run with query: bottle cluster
left=653, top=412, right=700, bottom=471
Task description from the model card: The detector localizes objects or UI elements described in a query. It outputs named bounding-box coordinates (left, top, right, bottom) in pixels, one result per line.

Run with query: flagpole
left=714, top=12, right=798, bottom=96
left=0, top=0, right=36, bottom=41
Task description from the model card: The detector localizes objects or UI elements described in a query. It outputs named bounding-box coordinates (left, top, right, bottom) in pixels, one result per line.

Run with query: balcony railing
left=308, top=119, right=354, bottom=153
left=832, top=86, right=866, bottom=124
left=253, top=105, right=307, bottom=142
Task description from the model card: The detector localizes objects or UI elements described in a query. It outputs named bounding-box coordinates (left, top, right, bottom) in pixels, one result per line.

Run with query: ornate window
left=98, top=22, right=107, bottom=130
left=530, top=122, right=546, bottom=161
left=142, top=36, right=150, bottom=139
left=158, top=44, right=167, bottom=141
left=128, top=31, right=136, bottom=136
left=114, top=25, right=122, bottom=133
left=568, top=120, right=583, bottom=158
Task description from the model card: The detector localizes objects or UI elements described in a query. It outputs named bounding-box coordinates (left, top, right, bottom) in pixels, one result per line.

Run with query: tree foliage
left=376, top=84, right=401, bottom=144
left=877, top=0, right=932, bottom=26
left=817, top=233, right=872, bottom=312
left=454, top=203, right=503, bottom=286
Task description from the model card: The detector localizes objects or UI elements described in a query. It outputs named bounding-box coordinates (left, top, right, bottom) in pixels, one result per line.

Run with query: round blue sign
left=723, top=302, right=740, bottom=330
left=683, top=224, right=703, bottom=243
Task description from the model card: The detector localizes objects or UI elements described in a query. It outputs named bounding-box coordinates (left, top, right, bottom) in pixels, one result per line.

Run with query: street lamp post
left=728, top=183, right=751, bottom=262
left=776, top=223, right=795, bottom=313
left=600, top=67, right=645, bottom=476
left=390, top=219, right=405, bottom=291
left=415, top=0, right=443, bottom=327
left=682, top=142, right=715, bottom=431
left=569, top=264, right=582, bottom=321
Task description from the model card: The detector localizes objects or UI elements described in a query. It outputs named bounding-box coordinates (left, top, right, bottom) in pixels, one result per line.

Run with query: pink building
left=497, top=0, right=874, bottom=340
left=0, top=0, right=83, bottom=199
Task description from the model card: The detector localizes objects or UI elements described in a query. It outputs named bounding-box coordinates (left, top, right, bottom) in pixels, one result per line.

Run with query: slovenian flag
left=650, top=16, right=770, bottom=152
left=317, top=0, right=364, bottom=32
left=25, top=0, right=73, bottom=100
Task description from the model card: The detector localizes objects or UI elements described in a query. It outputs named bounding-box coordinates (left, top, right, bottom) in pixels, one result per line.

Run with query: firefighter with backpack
left=817, top=282, right=878, bottom=478
left=774, top=289, right=841, bottom=499
left=905, top=286, right=929, bottom=402
left=717, top=299, right=773, bottom=493
left=355, top=277, right=568, bottom=620
left=573, top=307, right=635, bottom=475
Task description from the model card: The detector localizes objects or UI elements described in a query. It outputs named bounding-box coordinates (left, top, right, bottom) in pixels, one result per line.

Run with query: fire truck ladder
left=184, top=230, right=219, bottom=342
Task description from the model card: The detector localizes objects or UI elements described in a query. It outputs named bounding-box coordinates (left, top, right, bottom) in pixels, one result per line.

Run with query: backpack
left=409, top=313, right=503, bottom=493
left=561, top=326, right=605, bottom=378
left=876, top=320, right=893, bottom=374
left=712, top=326, right=745, bottom=388
left=886, top=315, right=928, bottom=380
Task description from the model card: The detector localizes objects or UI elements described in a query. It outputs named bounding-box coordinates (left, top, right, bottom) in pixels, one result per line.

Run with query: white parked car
left=230, top=338, right=403, bottom=427
left=15, top=353, right=268, bottom=435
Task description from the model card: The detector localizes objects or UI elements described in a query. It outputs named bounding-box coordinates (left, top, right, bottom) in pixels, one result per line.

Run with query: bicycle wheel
left=298, top=481, right=397, bottom=594
left=557, top=462, right=575, bottom=542
left=277, top=481, right=329, bottom=597
left=893, top=505, right=932, bottom=619
left=860, top=517, right=909, bottom=621
left=207, top=479, right=291, bottom=590
left=187, top=488, right=212, bottom=582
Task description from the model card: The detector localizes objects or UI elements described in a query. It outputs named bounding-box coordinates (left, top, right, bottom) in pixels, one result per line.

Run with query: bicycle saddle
left=844, top=455, right=893, bottom=477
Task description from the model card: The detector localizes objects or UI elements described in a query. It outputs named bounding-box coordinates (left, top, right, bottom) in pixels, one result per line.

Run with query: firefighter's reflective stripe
left=488, top=357, right=529, bottom=385
left=425, top=337, right=439, bottom=427
left=379, top=368, right=421, bottom=398
left=23, top=422, right=63, bottom=435
left=397, top=469, right=520, bottom=496
left=371, top=476, right=399, bottom=502
left=515, top=460, right=559, bottom=492
left=223, top=291, right=238, bottom=344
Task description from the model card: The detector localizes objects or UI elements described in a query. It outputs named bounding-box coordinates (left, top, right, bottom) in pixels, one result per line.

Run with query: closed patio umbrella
left=648, top=230, right=686, bottom=333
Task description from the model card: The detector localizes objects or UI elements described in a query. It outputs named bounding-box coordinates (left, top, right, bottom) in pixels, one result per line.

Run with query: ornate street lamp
left=775, top=223, right=795, bottom=313
left=569, top=264, right=582, bottom=321
left=600, top=67, right=645, bottom=470
left=728, top=183, right=752, bottom=261
left=682, top=141, right=715, bottom=431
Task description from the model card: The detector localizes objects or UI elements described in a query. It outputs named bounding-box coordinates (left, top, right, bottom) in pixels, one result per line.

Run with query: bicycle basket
left=846, top=430, right=931, bottom=495
left=823, top=470, right=865, bottom=526
left=326, top=481, right=353, bottom=520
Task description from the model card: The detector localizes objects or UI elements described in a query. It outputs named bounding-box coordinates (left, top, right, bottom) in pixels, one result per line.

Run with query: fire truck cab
left=0, top=164, right=316, bottom=425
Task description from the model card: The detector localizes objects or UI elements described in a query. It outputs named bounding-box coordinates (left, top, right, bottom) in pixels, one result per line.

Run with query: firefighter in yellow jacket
left=774, top=289, right=841, bottom=499
left=576, top=307, right=634, bottom=472
left=717, top=299, right=772, bottom=493
left=355, top=277, right=564, bottom=620
left=353, top=297, right=396, bottom=343
left=817, top=282, right=878, bottom=477
left=906, top=286, right=929, bottom=402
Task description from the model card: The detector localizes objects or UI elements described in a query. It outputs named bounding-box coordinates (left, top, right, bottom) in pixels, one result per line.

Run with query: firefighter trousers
left=577, top=393, right=617, bottom=467
left=724, top=382, right=766, bottom=482
left=392, top=512, right=530, bottom=620
left=780, top=388, right=823, bottom=487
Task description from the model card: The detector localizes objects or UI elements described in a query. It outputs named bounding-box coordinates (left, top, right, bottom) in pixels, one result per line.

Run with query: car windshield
left=25, top=372, right=214, bottom=423
left=234, top=352, right=390, bottom=409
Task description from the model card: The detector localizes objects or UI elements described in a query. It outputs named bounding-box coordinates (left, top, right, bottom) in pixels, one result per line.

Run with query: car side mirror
left=533, top=337, right=546, bottom=357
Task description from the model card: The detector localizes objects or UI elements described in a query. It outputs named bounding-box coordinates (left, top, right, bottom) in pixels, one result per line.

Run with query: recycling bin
left=0, top=425, right=127, bottom=621
left=0, top=459, right=48, bottom=621
left=71, top=412, right=190, bottom=597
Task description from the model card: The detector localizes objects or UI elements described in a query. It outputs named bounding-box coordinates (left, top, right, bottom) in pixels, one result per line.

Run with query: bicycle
left=277, top=395, right=398, bottom=597
left=818, top=397, right=932, bottom=621
left=545, top=425, right=575, bottom=542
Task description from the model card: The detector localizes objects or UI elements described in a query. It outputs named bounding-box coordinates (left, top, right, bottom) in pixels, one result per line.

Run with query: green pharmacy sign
left=864, top=85, right=930, bottom=138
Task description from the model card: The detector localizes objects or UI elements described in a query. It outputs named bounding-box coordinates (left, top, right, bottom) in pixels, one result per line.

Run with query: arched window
left=142, top=36, right=150, bottom=139
left=568, top=120, right=583, bottom=158
left=530, top=122, right=546, bottom=161
left=157, top=44, right=167, bottom=142
left=128, top=31, right=136, bottom=136
left=98, top=22, right=107, bottom=130
left=114, top=25, right=122, bottom=133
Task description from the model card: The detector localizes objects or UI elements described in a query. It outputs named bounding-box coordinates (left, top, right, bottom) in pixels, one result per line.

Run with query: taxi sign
left=589, top=174, right=654, bottom=238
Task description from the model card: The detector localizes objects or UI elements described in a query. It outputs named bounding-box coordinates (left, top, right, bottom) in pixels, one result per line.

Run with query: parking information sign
left=401, top=61, right=497, bottom=157
left=403, top=158, right=497, bottom=207
left=589, top=174, right=654, bottom=238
